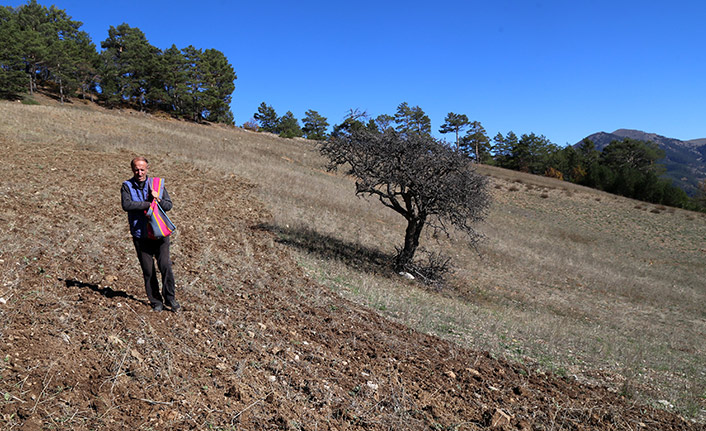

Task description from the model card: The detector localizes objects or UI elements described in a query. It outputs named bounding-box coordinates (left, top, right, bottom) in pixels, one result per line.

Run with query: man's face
left=132, top=160, right=149, bottom=182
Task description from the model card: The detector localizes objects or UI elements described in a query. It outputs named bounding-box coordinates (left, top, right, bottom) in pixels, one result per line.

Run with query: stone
left=466, top=368, right=481, bottom=377
left=398, top=272, right=415, bottom=280
left=491, top=408, right=511, bottom=427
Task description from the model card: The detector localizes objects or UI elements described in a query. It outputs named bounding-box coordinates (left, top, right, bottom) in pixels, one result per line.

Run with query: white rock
left=399, top=272, right=415, bottom=280
left=366, top=381, right=379, bottom=391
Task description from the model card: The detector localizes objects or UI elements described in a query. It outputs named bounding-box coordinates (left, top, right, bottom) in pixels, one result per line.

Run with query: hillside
left=0, top=100, right=704, bottom=429
left=578, top=129, right=706, bottom=196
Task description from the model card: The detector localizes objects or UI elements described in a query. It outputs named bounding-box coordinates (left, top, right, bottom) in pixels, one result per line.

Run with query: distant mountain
left=686, top=138, right=706, bottom=147
left=576, top=129, right=706, bottom=196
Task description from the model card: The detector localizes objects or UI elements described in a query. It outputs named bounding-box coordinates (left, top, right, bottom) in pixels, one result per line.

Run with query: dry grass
left=2, top=99, right=705, bottom=419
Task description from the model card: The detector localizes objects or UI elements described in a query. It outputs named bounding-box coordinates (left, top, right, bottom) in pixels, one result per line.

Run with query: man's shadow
left=62, top=278, right=148, bottom=306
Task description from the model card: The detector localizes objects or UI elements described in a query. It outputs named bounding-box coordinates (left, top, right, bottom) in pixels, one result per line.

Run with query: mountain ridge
left=577, top=129, right=706, bottom=196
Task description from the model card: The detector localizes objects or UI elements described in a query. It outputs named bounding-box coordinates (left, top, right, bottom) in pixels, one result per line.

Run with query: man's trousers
left=132, top=236, right=176, bottom=307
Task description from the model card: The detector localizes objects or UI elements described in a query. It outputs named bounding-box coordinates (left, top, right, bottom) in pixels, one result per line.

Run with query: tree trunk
left=59, top=75, right=64, bottom=104
left=394, top=215, right=426, bottom=272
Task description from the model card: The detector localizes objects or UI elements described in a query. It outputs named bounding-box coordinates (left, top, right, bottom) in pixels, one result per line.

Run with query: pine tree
left=160, top=45, right=188, bottom=115
left=492, top=131, right=518, bottom=168
left=374, top=114, right=394, bottom=132
left=459, top=121, right=490, bottom=162
left=180, top=45, right=204, bottom=120
left=278, top=111, right=303, bottom=138
left=394, top=102, right=431, bottom=136
left=0, top=6, right=26, bottom=98
left=254, top=102, right=279, bottom=132
left=16, top=0, right=50, bottom=95
left=439, top=112, right=469, bottom=148
left=2, top=2, right=99, bottom=102
left=72, top=30, right=100, bottom=101
left=201, top=48, right=236, bottom=124
left=100, top=23, right=161, bottom=109
left=302, top=109, right=329, bottom=140
left=43, top=6, right=86, bottom=103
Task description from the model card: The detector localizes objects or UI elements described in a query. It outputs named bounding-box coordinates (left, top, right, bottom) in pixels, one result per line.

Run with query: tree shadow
left=36, top=88, right=74, bottom=104
left=256, top=223, right=393, bottom=276
left=62, top=278, right=148, bottom=306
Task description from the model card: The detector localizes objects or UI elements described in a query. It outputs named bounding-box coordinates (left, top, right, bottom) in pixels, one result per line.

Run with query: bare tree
left=320, top=125, right=491, bottom=273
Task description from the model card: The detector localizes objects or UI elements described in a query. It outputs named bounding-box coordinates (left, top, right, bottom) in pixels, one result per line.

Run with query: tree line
left=0, top=0, right=236, bottom=124
left=490, top=132, right=701, bottom=210
left=253, top=101, right=703, bottom=211
left=249, top=102, right=329, bottom=140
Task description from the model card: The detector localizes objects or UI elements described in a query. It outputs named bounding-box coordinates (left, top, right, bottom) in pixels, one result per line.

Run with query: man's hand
left=151, top=190, right=160, bottom=201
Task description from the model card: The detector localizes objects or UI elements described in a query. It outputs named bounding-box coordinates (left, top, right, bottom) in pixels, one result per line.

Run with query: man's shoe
left=167, top=300, right=181, bottom=313
left=151, top=303, right=164, bottom=312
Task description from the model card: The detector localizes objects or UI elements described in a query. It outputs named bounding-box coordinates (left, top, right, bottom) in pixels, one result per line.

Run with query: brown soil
left=0, top=133, right=698, bottom=429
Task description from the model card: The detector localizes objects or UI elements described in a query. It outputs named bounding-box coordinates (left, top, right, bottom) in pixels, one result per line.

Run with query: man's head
left=131, top=157, right=149, bottom=182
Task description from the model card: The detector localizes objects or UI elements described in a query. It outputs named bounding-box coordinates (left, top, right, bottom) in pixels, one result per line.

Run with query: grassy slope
left=1, top=99, right=704, bottom=421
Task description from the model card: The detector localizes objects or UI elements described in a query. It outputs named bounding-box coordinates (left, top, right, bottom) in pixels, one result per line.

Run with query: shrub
left=21, top=96, right=40, bottom=106
left=545, top=167, right=564, bottom=181
left=242, top=118, right=259, bottom=131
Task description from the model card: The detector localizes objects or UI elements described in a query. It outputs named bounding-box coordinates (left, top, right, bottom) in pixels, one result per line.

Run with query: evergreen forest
left=0, top=0, right=236, bottom=124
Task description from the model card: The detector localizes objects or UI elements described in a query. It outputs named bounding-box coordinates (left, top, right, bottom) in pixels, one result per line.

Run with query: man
left=121, top=157, right=180, bottom=312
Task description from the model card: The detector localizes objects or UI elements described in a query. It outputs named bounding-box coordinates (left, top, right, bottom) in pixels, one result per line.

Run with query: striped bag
left=146, top=177, right=176, bottom=239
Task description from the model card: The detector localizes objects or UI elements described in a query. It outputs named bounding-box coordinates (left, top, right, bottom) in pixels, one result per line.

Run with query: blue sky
left=8, top=0, right=706, bottom=145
